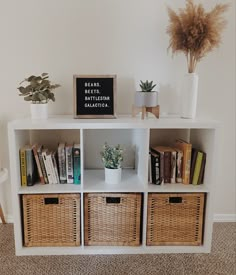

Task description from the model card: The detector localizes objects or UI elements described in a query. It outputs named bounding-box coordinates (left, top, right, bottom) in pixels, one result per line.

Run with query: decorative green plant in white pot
left=18, top=73, right=61, bottom=119
left=135, top=80, right=159, bottom=107
left=100, top=142, right=123, bottom=184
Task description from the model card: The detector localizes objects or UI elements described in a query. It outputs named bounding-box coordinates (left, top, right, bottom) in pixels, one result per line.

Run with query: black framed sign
left=73, top=75, right=117, bottom=118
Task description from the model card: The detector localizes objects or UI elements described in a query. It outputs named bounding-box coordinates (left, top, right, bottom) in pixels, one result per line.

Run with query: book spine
left=73, top=147, right=81, bottom=184
left=32, top=145, right=45, bottom=184
left=176, top=151, right=183, bottom=183
left=42, top=150, right=54, bottom=184
left=148, top=153, right=152, bottom=184
left=66, top=145, right=73, bottom=184
left=19, top=148, right=27, bottom=187
left=58, top=144, right=67, bottom=183
left=183, top=145, right=192, bottom=184
left=52, top=153, right=60, bottom=184
left=47, top=152, right=58, bottom=184
left=198, top=153, right=206, bottom=184
left=25, top=148, right=35, bottom=186
left=159, top=152, right=164, bottom=185
left=164, top=152, right=171, bottom=183
left=170, top=151, right=176, bottom=183
left=38, top=149, right=48, bottom=184
left=192, top=152, right=203, bottom=185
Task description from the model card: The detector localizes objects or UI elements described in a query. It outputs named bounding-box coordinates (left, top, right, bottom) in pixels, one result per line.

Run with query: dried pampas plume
left=166, top=0, right=229, bottom=73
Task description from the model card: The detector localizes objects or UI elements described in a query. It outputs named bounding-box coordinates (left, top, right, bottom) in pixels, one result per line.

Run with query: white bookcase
left=8, top=115, right=219, bottom=256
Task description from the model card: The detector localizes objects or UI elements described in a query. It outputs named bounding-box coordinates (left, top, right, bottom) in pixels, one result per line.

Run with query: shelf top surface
left=8, top=115, right=220, bottom=130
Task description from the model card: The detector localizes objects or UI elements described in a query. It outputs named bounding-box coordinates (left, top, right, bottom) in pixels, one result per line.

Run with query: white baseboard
left=1, top=214, right=236, bottom=224
left=0, top=214, right=14, bottom=223
left=214, top=214, right=236, bottom=222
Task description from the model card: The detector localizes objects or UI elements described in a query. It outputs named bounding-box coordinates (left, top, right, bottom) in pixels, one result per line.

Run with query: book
left=192, top=151, right=204, bottom=185
left=25, top=145, right=36, bottom=186
left=175, top=139, right=192, bottom=184
left=174, top=148, right=183, bottom=183
left=150, top=151, right=161, bottom=185
left=58, top=143, right=67, bottom=183
left=198, top=152, right=206, bottom=184
left=32, top=144, right=45, bottom=184
left=19, top=147, right=27, bottom=186
left=170, top=149, right=177, bottom=183
left=52, top=151, right=60, bottom=184
left=42, top=149, right=54, bottom=184
left=190, top=148, right=198, bottom=184
left=148, top=152, right=152, bottom=183
left=37, top=145, right=48, bottom=184
left=65, top=144, right=73, bottom=184
left=73, top=144, right=81, bottom=184
left=151, top=146, right=172, bottom=184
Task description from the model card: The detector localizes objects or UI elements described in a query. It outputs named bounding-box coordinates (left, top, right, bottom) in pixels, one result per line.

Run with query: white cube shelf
left=8, top=115, right=219, bottom=255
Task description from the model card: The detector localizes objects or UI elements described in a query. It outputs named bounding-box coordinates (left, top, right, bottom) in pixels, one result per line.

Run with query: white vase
left=105, top=167, right=122, bottom=184
left=30, top=103, right=48, bottom=119
left=181, top=73, right=199, bottom=119
left=135, top=91, right=158, bottom=107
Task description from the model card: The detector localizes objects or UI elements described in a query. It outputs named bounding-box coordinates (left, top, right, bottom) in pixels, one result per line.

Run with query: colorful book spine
left=37, top=146, right=48, bottom=184
left=170, top=150, right=176, bottom=184
left=175, top=139, right=192, bottom=184
left=175, top=149, right=183, bottom=183
left=32, top=144, right=45, bottom=184
left=73, top=144, right=81, bottom=184
left=52, top=151, right=60, bottom=184
left=42, top=149, right=54, bottom=184
left=25, top=146, right=35, bottom=186
left=58, top=143, right=67, bottom=183
left=197, top=152, right=206, bottom=184
left=66, top=144, right=73, bottom=184
left=19, top=147, right=27, bottom=186
left=192, top=151, right=203, bottom=185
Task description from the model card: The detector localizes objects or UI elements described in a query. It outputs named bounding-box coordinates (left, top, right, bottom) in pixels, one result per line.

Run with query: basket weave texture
left=23, top=194, right=80, bottom=247
left=147, top=193, right=205, bottom=246
left=84, top=193, right=142, bottom=246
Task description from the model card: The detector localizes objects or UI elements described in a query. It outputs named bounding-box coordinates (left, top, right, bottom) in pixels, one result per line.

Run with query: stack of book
left=19, top=143, right=81, bottom=186
left=149, top=139, right=206, bottom=185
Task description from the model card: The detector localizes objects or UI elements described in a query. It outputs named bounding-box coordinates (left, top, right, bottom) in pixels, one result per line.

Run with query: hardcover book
left=65, top=144, right=74, bottom=184
left=175, top=139, right=192, bottom=184
left=58, top=143, right=67, bottom=183
left=19, top=147, right=27, bottom=187
left=73, top=144, right=81, bottom=184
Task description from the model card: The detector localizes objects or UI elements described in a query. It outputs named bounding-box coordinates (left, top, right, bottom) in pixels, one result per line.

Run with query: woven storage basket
left=147, top=193, right=205, bottom=246
left=22, top=194, right=80, bottom=247
left=84, top=193, right=142, bottom=246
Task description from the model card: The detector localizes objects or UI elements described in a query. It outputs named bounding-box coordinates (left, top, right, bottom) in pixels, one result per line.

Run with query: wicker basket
left=147, top=193, right=205, bottom=246
left=84, top=193, right=142, bottom=246
left=22, top=194, right=80, bottom=247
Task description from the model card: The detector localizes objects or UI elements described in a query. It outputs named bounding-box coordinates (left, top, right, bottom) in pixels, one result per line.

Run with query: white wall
left=0, top=0, right=235, bottom=219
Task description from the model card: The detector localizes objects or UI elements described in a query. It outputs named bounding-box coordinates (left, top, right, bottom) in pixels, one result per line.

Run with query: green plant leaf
left=41, top=73, right=48, bottom=77
left=24, top=95, right=32, bottom=101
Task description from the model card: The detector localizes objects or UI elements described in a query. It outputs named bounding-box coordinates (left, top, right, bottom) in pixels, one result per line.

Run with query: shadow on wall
left=117, top=77, right=136, bottom=115
left=159, top=83, right=181, bottom=116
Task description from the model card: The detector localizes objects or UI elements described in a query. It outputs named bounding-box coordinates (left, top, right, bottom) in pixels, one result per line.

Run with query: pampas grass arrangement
left=167, top=0, right=229, bottom=73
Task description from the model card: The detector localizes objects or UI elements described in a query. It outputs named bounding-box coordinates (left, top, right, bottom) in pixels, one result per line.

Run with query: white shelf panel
left=16, top=245, right=210, bottom=256
left=147, top=183, right=209, bottom=193
left=18, top=183, right=82, bottom=194
left=8, top=115, right=220, bottom=130
left=84, top=169, right=144, bottom=192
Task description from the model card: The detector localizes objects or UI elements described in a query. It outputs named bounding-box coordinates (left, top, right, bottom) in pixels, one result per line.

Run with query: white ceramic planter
left=135, top=91, right=158, bottom=107
left=30, top=103, right=48, bottom=119
left=181, top=73, right=198, bottom=119
left=105, top=167, right=122, bottom=184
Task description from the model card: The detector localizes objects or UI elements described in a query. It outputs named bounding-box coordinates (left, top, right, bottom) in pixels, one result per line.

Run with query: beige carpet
left=0, top=223, right=235, bottom=275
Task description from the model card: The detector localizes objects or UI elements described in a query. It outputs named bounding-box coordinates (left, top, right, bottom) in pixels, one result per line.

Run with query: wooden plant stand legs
left=0, top=203, right=6, bottom=224
left=132, top=105, right=160, bottom=119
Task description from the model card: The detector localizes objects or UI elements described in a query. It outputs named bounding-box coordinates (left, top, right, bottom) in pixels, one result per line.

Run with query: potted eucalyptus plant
left=135, top=80, right=159, bottom=107
left=17, top=73, right=61, bottom=119
left=100, top=142, right=123, bottom=184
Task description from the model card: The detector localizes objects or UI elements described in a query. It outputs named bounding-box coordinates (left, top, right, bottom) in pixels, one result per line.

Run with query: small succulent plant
left=100, top=142, right=123, bottom=169
left=18, top=73, right=61, bottom=103
left=140, top=80, right=157, bottom=92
